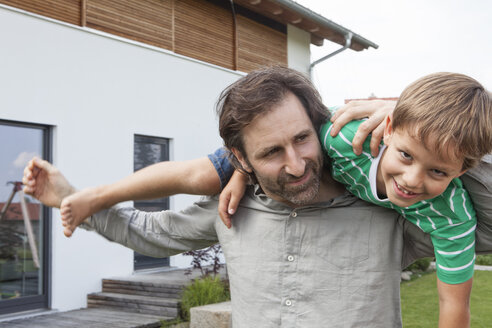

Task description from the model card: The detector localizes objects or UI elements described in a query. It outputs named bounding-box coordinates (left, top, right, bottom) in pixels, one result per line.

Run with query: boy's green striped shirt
left=320, top=119, right=476, bottom=284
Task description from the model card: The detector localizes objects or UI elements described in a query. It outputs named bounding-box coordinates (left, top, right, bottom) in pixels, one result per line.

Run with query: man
left=23, top=67, right=491, bottom=327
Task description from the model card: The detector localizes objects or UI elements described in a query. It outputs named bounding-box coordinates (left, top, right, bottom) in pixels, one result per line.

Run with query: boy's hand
left=22, top=157, right=76, bottom=208
left=218, top=170, right=248, bottom=229
left=330, top=100, right=396, bottom=156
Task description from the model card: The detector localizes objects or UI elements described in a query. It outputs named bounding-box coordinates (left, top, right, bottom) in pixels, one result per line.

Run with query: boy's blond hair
left=393, top=72, right=491, bottom=169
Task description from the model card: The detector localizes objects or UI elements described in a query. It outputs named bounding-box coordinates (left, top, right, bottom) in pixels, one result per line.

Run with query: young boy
left=320, top=72, right=490, bottom=287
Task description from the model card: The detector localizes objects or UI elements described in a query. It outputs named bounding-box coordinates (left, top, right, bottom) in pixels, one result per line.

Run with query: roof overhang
left=233, top=0, right=378, bottom=51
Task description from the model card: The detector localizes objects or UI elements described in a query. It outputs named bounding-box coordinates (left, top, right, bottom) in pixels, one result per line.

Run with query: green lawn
left=401, top=270, right=492, bottom=327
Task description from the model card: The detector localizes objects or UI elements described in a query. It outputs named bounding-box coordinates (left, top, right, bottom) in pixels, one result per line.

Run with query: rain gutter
left=309, top=32, right=352, bottom=77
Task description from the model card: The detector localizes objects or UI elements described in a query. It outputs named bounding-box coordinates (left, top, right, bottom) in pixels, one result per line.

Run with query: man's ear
left=231, top=148, right=253, bottom=173
left=383, top=114, right=393, bottom=146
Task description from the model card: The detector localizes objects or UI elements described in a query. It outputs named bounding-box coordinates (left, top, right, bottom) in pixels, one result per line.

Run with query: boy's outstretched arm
left=60, top=157, right=222, bottom=237
left=437, top=278, right=472, bottom=328
left=330, top=99, right=397, bottom=156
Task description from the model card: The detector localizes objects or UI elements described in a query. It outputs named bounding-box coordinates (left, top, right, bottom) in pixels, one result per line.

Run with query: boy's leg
left=60, top=187, right=104, bottom=237
left=461, top=157, right=492, bottom=253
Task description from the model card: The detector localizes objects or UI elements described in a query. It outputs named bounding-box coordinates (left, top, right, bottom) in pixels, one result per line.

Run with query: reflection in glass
left=0, top=124, right=44, bottom=301
left=133, top=135, right=170, bottom=269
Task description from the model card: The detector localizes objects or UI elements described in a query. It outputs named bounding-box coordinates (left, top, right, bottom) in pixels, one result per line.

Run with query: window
left=133, top=135, right=170, bottom=270
left=0, top=120, right=51, bottom=314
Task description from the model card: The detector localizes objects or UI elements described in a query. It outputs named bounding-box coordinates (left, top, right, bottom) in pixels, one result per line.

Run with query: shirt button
left=287, top=255, right=295, bottom=262
left=285, top=299, right=293, bottom=306
left=291, top=212, right=297, bottom=218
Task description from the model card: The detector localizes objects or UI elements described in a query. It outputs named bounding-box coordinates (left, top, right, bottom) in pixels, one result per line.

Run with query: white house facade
left=0, top=0, right=376, bottom=316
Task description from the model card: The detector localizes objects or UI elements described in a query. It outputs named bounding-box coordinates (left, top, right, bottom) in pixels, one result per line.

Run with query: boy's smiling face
left=376, top=115, right=467, bottom=208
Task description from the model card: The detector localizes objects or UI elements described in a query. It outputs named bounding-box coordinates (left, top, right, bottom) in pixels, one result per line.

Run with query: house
left=0, top=0, right=377, bottom=316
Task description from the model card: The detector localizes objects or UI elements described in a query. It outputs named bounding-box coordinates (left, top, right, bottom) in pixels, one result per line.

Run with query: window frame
left=133, top=134, right=170, bottom=270
left=0, top=119, right=52, bottom=315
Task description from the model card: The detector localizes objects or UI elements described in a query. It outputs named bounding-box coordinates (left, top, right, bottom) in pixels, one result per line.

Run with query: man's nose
left=284, top=147, right=306, bottom=177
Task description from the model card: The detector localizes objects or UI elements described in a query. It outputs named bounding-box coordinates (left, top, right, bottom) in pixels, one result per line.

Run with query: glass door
left=0, top=120, right=51, bottom=314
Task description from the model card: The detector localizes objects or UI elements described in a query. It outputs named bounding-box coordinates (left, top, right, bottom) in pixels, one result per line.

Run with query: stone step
left=190, top=301, right=231, bottom=328
left=87, top=292, right=180, bottom=317
left=102, top=278, right=183, bottom=298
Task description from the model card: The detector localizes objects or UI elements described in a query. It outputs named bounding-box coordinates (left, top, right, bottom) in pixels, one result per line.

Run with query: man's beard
left=253, top=155, right=323, bottom=206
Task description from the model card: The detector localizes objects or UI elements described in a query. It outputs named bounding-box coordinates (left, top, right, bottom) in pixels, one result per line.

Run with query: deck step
left=88, top=292, right=180, bottom=317
left=102, top=278, right=183, bottom=298
left=0, top=308, right=170, bottom=328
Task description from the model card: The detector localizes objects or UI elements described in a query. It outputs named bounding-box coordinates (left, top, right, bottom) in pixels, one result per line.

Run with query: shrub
left=179, top=276, right=230, bottom=321
left=404, top=257, right=432, bottom=272
left=476, top=254, right=492, bottom=266
left=183, top=244, right=223, bottom=277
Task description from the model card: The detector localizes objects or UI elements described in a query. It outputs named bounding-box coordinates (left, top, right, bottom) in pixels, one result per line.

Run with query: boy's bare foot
left=22, top=157, right=76, bottom=208
left=60, top=187, right=104, bottom=237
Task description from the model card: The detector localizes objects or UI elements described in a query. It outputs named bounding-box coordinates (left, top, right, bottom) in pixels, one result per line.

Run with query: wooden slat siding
left=171, top=0, right=175, bottom=52
left=0, top=0, right=81, bottom=25
left=237, top=14, right=287, bottom=73
left=232, top=2, right=238, bottom=70
left=2, top=0, right=287, bottom=72
left=86, top=0, right=173, bottom=51
left=174, top=0, right=234, bottom=70
left=81, top=0, right=86, bottom=26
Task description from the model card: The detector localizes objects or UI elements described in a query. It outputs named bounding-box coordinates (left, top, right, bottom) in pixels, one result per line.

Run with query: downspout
left=309, top=32, right=352, bottom=79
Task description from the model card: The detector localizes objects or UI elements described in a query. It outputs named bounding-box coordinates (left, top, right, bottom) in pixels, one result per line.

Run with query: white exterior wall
left=0, top=5, right=312, bottom=313
left=287, top=25, right=311, bottom=75
left=0, top=6, right=242, bottom=311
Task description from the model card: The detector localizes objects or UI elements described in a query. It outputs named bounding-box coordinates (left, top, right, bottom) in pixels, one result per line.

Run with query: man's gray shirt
left=81, top=154, right=491, bottom=327
left=85, top=186, right=434, bottom=328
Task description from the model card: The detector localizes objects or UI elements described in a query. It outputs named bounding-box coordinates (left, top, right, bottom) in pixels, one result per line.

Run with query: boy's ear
left=231, top=148, right=253, bottom=173
left=383, top=114, right=393, bottom=146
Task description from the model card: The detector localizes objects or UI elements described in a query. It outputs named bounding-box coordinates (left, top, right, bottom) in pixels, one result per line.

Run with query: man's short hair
left=393, top=72, right=492, bottom=169
left=217, top=66, right=329, bottom=173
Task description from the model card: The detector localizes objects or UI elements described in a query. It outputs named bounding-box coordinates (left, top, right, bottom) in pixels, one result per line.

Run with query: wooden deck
left=0, top=308, right=164, bottom=327
left=0, top=267, right=226, bottom=327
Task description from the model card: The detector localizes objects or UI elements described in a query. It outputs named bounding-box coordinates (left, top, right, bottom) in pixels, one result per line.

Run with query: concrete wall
left=0, top=5, right=311, bottom=313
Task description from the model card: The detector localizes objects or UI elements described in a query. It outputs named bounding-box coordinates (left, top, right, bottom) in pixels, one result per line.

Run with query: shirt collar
left=249, top=184, right=358, bottom=212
